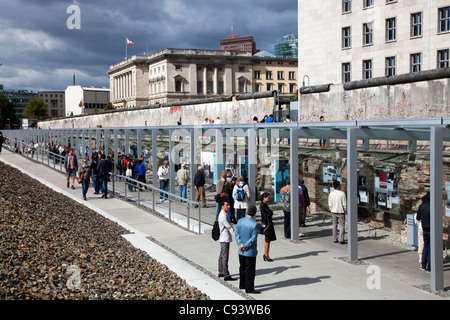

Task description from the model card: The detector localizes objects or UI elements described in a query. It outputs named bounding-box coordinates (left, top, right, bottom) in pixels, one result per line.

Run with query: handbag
left=126, top=168, right=133, bottom=177
left=259, top=223, right=269, bottom=235
left=211, top=220, right=220, bottom=241
left=215, top=182, right=226, bottom=203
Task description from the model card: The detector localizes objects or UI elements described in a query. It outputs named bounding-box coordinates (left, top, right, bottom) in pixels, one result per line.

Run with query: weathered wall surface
left=298, top=148, right=450, bottom=234
left=38, top=96, right=276, bottom=129
left=299, top=79, right=450, bottom=121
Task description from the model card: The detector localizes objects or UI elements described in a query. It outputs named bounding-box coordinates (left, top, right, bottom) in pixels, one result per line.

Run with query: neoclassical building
left=108, top=48, right=297, bottom=108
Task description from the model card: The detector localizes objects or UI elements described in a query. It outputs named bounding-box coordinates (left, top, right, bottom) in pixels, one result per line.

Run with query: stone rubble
left=0, top=162, right=209, bottom=300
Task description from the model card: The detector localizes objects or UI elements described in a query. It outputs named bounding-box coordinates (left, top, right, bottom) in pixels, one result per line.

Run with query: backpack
left=211, top=220, right=220, bottom=241
left=236, top=185, right=246, bottom=201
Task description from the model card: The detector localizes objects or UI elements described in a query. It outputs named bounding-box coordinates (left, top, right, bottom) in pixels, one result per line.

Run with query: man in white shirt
left=218, top=201, right=236, bottom=281
left=328, top=180, right=347, bottom=244
left=157, top=160, right=170, bottom=201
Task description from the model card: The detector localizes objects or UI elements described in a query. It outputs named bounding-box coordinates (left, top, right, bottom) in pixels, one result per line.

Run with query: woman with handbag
left=260, top=192, right=276, bottom=262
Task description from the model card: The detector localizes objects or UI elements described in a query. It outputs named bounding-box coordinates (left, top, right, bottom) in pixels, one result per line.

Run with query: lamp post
left=302, top=75, right=310, bottom=87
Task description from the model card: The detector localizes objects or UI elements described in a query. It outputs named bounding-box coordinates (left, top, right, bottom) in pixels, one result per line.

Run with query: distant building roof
left=253, top=51, right=276, bottom=58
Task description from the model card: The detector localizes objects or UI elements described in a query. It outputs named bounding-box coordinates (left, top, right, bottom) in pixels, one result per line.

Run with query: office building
left=39, top=91, right=65, bottom=118
left=299, top=0, right=450, bottom=86
left=220, top=34, right=259, bottom=55
left=65, top=85, right=110, bottom=117
left=0, top=87, right=39, bottom=120
left=275, top=34, right=298, bottom=59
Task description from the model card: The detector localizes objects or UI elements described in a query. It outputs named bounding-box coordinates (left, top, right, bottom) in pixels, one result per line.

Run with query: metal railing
left=111, top=174, right=202, bottom=234
left=2, top=137, right=203, bottom=234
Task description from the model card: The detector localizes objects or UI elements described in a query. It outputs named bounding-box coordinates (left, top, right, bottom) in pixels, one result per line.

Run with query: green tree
left=23, top=97, right=48, bottom=120
left=104, top=102, right=115, bottom=111
left=0, top=93, right=19, bottom=129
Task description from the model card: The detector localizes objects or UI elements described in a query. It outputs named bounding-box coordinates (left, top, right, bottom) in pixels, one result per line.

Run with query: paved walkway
left=1, top=148, right=449, bottom=300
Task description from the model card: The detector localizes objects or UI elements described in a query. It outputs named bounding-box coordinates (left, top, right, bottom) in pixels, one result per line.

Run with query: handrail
left=111, top=173, right=202, bottom=234
left=1, top=136, right=203, bottom=234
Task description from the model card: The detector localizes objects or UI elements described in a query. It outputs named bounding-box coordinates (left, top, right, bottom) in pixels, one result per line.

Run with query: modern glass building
left=0, top=88, right=39, bottom=120
left=274, top=34, right=298, bottom=59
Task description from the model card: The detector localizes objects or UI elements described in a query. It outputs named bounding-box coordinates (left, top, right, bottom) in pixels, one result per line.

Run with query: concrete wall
left=38, top=95, right=277, bottom=129
left=299, top=78, right=450, bottom=121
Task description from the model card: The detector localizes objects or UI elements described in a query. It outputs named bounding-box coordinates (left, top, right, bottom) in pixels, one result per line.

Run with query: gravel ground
left=0, top=161, right=209, bottom=300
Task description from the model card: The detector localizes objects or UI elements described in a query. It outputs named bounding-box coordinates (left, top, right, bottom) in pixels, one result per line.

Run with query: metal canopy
left=5, top=117, right=448, bottom=291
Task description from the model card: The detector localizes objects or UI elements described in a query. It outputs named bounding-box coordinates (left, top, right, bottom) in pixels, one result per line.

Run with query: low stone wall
left=38, top=94, right=277, bottom=129
left=299, top=78, right=450, bottom=121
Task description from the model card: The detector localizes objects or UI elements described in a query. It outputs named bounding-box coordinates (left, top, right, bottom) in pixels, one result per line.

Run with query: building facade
left=253, top=56, right=298, bottom=99
left=108, top=49, right=298, bottom=108
left=299, top=0, right=450, bottom=86
left=39, top=91, right=65, bottom=118
left=65, top=85, right=110, bottom=117
left=220, top=34, right=259, bottom=55
left=275, top=34, right=299, bottom=59
left=0, top=88, right=39, bottom=120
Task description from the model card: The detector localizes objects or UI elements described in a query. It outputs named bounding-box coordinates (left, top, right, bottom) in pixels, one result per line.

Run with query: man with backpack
left=232, top=177, right=250, bottom=221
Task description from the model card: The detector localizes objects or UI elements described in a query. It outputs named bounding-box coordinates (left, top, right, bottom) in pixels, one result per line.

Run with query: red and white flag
left=126, top=37, right=135, bottom=45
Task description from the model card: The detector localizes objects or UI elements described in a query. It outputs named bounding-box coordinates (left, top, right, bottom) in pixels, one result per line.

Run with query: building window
left=175, top=80, right=182, bottom=92
left=411, top=12, right=422, bottom=38
left=386, top=18, right=396, bottom=42
left=207, top=81, right=213, bottom=93
left=363, top=0, right=373, bottom=9
left=363, top=60, right=372, bottom=79
left=343, top=0, right=351, bottom=13
left=386, top=0, right=397, bottom=3
left=266, top=84, right=272, bottom=91
left=342, top=27, right=351, bottom=49
left=439, top=7, right=450, bottom=33
left=438, top=49, right=450, bottom=68
left=175, top=65, right=182, bottom=71
left=239, top=80, right=246, bottom=93
left=255, top=84, right=261, bottom=92
left=410, top=53, right=422, bottom=73
left=266, top=71, right=273, bottom=80
left=342, top=63, right=351, bottom=83
left=289, top=84, right=296, bottom=94
left=254, top=71, right=261, bottom=80
left=386, top=56, right=396, bottom=76
left=197, top=81, right=203, bottom=94
left=277, top=71, right=284, bottom=80
left=289, top=71, right=296, bottom=80
left=278, top=84, right=284, bottom=93
left=218, top=82, right=224, bottom=93
left=363, top=23, right=373, bottom=46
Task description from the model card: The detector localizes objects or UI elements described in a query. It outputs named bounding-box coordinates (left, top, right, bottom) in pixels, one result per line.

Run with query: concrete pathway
left=1, top=148, right=448, bottom=300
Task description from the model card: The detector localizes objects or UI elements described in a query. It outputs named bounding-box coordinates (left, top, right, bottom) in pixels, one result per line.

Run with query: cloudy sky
left=0, top=0, right=298, bottom=92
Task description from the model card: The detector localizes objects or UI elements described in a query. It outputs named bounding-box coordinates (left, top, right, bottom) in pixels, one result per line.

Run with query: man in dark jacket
left=299, top=179, right=310, bottom=227
left=416, top=192, right=431, bottom=272
left=194, top=166, right=206, bottom=208
left=90, top=153, right=100, bottom=194
left=97, top=153, right=112, bottom=199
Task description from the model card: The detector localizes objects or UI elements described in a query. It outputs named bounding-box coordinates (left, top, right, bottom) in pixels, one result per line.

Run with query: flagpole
left=126, top=37, right=127, bottom=59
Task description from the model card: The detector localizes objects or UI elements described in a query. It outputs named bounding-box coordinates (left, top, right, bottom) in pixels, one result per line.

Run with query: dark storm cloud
left=0, top=0, right=298, bottom=91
